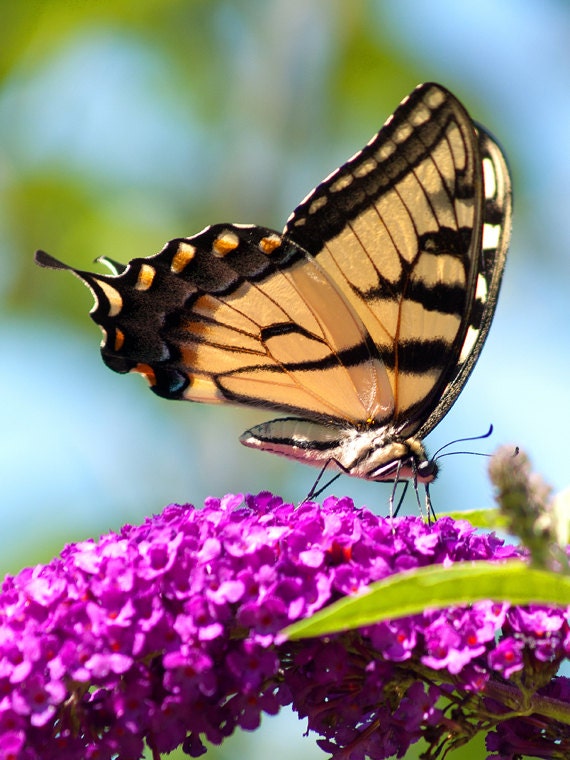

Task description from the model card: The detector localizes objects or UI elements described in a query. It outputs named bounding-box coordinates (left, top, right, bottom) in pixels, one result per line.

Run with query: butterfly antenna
left=392, top=480, right=409, bottom=518
left=437, top=444, right=519, bottom=464
left=437, top=450, right=492, bottom=462
left=431, top=424, right=494, bottom=461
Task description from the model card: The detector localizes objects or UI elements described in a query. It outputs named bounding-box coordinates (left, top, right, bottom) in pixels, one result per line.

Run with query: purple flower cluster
left=1, top=492, right=569, bottom=760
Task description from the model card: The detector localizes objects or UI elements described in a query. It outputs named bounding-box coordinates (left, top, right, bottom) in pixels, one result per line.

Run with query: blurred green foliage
left=2, top=1, right=426, bottom=317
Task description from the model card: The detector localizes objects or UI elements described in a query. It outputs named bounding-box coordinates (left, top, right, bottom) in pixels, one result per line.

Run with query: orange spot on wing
left=213, top=231, right=240, bottom=257
left=135, top=264, right=156, bottom=291
left=113, top=328, right=125, bottom=351
left=171, top=243, right=196, bottom=273
left=133, top=363, right=157, bottom=386
left=259, top=235, right=281, bottom=255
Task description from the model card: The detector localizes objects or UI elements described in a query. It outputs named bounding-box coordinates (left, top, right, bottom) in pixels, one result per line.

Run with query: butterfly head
left=363, top=434, right=438, bottom=485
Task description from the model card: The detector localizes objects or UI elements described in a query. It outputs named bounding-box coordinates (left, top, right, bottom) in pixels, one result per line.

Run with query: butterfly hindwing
left=37, top=224, right=393, bottom=423
left=416, top=123, right=511, bottom=440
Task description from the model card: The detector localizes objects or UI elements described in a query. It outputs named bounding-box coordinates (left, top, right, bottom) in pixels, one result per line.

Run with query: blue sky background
left=1, top=4, right=569, bottom=756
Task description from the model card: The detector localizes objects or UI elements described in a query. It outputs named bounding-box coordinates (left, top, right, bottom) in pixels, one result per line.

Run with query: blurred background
left=1, top=2, right=569, bottom=758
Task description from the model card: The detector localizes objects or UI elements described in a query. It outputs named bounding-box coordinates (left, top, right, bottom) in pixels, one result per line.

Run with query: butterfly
left=35, top=82, right=512, bottom=499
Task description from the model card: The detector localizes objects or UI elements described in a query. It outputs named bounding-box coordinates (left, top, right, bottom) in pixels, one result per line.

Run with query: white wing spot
left=95, top=279, right=123, bottom=317
left=482, top=223, right=501, bottom=252
left=330, top=174, right=354, bottom=192
left=475, top=272, right=488, bottom=302
left=309, top=196, right=327, bottom=214
left=353, top=157, right=377, bottom=178
left=459, top=325, right=479, bottom=364
left=375, top=140, right=396, bottom=162
left=483, top=156, right=497, bottom=199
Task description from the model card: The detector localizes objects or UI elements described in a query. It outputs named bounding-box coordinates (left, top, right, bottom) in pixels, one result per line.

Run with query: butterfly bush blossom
left=2, top=493, right=570, bottom=760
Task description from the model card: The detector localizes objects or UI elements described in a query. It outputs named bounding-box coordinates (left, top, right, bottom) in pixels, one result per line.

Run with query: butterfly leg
left=408, top=459, right=431, bottom=522
left=304, top=457, right=353, bottom=502
left=425, top=482, right=437, bottom=523
left=388, top=460, right=405, bottom=519
left=305, top=461, right=336, bottom=501
left=407, top=458, right=436, bottom=523
left=392, top=480, right=409, bottom=518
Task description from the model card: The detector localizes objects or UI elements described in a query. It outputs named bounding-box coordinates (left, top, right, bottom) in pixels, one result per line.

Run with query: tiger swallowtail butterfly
left=35, top=83, right=512, bottom=494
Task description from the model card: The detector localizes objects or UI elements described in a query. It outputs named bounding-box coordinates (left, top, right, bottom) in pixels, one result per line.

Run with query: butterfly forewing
left=35, top=82, right=511, bottom=487
left=284, top=83, right=486, bottom=436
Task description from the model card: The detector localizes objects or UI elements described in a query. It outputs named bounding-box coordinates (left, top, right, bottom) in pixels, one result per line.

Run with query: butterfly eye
left=417, top=459, right=439, bottom=482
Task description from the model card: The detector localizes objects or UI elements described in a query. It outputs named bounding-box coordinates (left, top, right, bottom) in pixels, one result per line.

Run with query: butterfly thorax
left=332, top=425, right=437, bottom=484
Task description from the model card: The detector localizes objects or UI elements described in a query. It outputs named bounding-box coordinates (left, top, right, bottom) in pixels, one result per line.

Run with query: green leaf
left=284, top=559, right=570, bottom=640
left=438, top=508, right=510, bottom=530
